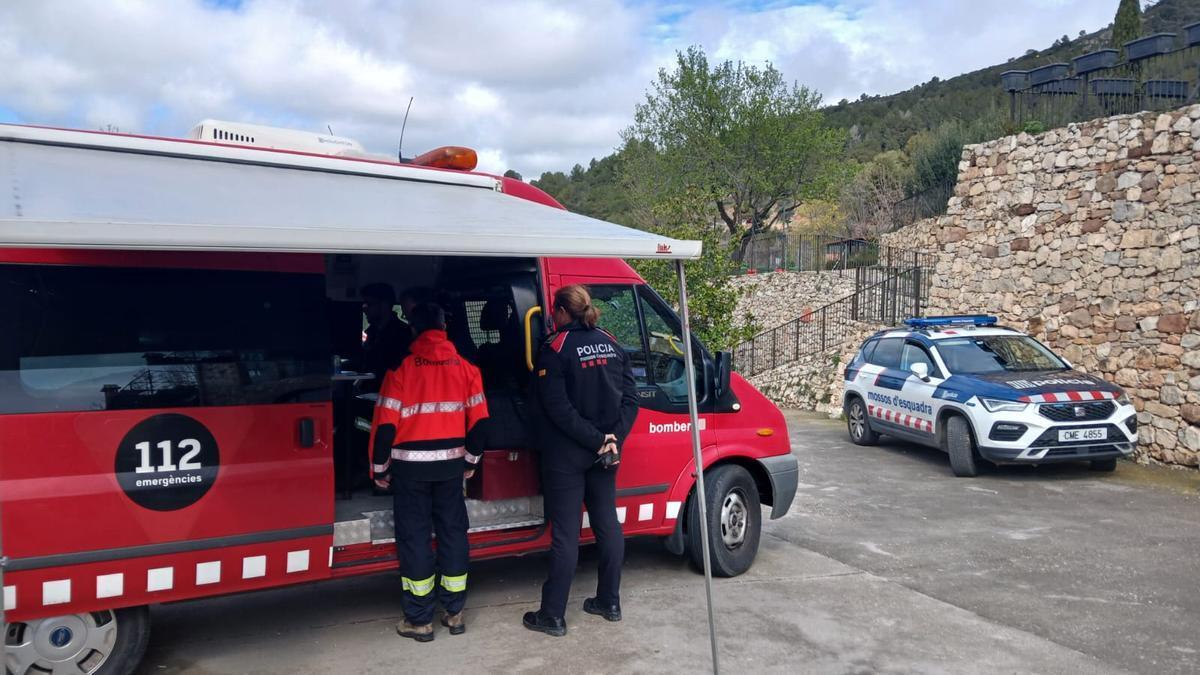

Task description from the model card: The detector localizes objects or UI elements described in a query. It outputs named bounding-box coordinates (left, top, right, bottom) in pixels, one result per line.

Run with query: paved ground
left=136, top=411, right=1200, bottom=674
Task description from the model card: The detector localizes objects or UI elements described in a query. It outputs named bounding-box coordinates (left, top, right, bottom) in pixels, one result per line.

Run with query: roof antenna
left=398, top=96, right=414, bottom=162
left=327, top=124, right=334, bottom=136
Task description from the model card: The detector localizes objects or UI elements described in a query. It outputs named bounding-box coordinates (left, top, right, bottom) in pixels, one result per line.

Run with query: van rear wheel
left=5, top=605, right=150, bottom=675
left=686, top=464, right=762, bottom=577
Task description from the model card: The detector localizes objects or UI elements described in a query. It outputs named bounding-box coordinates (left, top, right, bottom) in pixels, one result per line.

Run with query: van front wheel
left=686, top=464, right=762, bottom=577
left=5, top=605, right=150, bottom=675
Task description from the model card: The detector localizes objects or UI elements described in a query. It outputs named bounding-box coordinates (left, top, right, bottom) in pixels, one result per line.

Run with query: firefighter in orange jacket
left=371, top=302, right=488, bottom=642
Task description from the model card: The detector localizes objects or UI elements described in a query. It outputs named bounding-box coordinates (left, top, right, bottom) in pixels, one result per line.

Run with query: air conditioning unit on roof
left=187, top=119, right=369, bottom=157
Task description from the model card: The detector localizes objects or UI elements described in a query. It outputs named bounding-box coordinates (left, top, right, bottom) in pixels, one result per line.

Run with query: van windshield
left=934, top=335, right=1067, bottom=374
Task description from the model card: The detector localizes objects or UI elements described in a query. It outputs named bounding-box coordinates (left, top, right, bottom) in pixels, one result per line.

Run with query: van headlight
left=1115, top=392, right=1131, bottom=406
left=979, top=397, right=1028, bottom=413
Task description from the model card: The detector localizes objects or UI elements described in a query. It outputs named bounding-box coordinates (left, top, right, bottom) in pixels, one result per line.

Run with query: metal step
left=333, top=496, right=544, bottom=546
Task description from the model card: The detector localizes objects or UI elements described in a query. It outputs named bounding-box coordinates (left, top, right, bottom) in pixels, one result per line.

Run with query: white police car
left=842, top=315, right=1137, bottom=476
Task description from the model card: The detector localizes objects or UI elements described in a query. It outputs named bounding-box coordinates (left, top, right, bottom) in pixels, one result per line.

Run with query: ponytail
left=554, top=284, right=601, bottom=329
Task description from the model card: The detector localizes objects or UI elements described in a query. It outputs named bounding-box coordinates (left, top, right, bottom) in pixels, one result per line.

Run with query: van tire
left=945, top=415, right=980, bottom=477
left=846, top=397, right=879, bottom=446
left=5, top=605, right=150, bottom=675
left=686, top=465, right=761, bottom=577
left=1090, top=458, right=1118, bottom=472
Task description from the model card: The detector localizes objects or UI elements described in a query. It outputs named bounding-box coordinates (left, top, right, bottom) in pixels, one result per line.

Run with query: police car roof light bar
left=903, top=315, right=998, bottom=329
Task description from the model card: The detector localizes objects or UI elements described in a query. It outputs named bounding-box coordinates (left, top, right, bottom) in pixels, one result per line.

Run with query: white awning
left=0, top=124, right=701, bottom=260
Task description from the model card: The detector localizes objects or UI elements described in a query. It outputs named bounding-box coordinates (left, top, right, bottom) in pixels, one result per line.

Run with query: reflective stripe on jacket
left=371, top=329, right=488, bottom=482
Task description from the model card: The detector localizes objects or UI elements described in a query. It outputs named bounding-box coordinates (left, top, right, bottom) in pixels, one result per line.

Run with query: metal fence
left=890, top=180, right=957, bottom=231
left=1006, top=41, right=1200, bottom=130
left=732, top=263, right=927, bottom=377
left=738, top=234, right=936, bottom=275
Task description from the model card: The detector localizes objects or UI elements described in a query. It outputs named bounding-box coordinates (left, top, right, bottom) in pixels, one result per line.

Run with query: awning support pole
left=676, top=259, right=720, bottom=674
left=1, top=454, right=7, bottom=667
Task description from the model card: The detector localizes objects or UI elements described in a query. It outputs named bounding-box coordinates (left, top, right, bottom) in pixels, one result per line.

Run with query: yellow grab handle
left=524, top=306, right=544, bottom=371
left=651, top=331, right=685, bottom=356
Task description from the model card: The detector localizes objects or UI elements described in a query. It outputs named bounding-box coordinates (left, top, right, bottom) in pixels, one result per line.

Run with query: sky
left=0, top=0, right=1124, bottom=177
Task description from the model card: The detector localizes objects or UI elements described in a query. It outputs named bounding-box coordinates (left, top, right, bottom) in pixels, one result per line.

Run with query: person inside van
left=360, top=282, right=413, bottom=391
left=398, top=286, right=434, bottom=325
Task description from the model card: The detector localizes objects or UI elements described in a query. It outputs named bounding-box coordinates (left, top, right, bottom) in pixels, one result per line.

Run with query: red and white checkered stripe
left=580, top=499, right=684, bottom=532
left=1018, top=391, right=1117, bottom=404
left=867, top=404, right=934, bottom=433
left=3, top=542, right=329, bottom=617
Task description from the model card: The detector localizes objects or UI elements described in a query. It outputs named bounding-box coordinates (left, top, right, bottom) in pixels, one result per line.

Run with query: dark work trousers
left=539, top=464, right=624, bottom=619
left=392, top=472, right=470, bottom=625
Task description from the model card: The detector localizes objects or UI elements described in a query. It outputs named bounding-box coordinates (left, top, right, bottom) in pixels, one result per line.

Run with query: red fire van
left=0, top=122, right=797, bottom=674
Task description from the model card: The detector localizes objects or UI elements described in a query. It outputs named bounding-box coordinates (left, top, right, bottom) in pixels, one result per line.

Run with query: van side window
left=590, top=284, right=705, bottom=413
left=636, top=286, right=701, bottom=407
left=867, top=338, right=903, bottom=370
left=589, top=285, right=650, bottom=387
left=0, top=265, right=331, bottom=415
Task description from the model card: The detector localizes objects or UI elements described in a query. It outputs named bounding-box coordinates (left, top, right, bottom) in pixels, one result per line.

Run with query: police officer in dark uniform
left=523, top=285, right=639, bottom=637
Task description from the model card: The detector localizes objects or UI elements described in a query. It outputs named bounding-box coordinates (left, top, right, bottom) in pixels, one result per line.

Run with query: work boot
left=396, top=619, right=434, bottom=642
left=522, top=610, right=567, bottom=637
left=582, top=597, right=622, bottom=622
left=441, top=611, right=466, bottom=635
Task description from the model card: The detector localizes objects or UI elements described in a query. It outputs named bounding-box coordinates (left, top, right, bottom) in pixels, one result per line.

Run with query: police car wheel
left=1089, top=458, right=1118, bottom=472
left=4, top=605, right=150, bottom=675
left=686, top=465, right=761, bottom=578
left=846, top=397, right=878, bottom=446
left=945, top=415, right=981, bottom=477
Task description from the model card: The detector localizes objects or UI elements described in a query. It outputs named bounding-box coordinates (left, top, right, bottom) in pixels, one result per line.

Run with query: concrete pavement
left=134, top=411, right=1199, bottom=674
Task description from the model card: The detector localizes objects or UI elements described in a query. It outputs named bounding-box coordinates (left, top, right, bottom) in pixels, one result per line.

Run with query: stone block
left=1159, top=313, right=1188, bottom=333
left=1183, top=404, right=1200, bottom=425
left=939, top=227, right=967, bottom=244
left=1144, top=401, right=1179, bottom=418
left=1161, top=385, right=1183, bottom=406
left=1067, top=308, right=1092, bottom=328
left=1112, top=200, right=1145, bottom=222
left=1182, top=425, right=1200, bottom=451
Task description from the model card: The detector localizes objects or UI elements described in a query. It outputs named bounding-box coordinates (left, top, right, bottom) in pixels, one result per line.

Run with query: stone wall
left=747, top=322, right=878, bottom=415
left=731, top=270, right=857, bottom=330
left=882, top=104, right=1200, bottom=467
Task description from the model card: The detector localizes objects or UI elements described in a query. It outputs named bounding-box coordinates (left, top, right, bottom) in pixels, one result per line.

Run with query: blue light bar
left=903, top=315, right=998, bottom=329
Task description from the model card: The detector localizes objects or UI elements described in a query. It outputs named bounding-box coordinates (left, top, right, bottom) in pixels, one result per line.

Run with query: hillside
left=828, top=0, right=1200, bottom=160
left=535, top=0, right=1200, bottom=219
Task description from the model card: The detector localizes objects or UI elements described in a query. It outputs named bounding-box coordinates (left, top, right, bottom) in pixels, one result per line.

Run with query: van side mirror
left=910, top=362, right=930, bottom=382
left=715, top=351, right=733, bottom=397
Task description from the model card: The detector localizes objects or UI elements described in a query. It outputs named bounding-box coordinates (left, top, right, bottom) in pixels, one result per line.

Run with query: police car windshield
left=935, top=335, right=1067, bottom=374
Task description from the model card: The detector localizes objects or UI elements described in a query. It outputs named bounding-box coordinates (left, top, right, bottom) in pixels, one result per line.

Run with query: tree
left=624, top=187, right=757, bottom=351
left=1112, top=0, right=1141, bottom=51
left=624, top=46, right=845, bottom=262
left=838, top=152, right=910, bottom=238
left=503, top=169, right=523, bottom=181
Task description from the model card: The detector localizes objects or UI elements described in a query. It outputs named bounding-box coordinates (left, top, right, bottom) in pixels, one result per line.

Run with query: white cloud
left=0, top=0, right=1128, bottom=178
